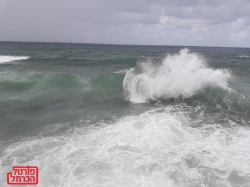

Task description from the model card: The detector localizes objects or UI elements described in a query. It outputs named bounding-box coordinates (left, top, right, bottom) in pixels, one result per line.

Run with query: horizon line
left=0, top=40, right=249, bottom=49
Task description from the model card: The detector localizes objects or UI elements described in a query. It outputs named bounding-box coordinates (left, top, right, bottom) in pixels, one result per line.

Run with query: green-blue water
left=0, top=42, right=250, bottom=187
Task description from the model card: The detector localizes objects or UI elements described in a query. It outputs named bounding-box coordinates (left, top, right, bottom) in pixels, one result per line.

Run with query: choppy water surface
left=0, top=42, right=250, bottom=187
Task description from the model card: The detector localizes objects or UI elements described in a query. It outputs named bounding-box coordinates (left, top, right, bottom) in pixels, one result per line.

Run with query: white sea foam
left=237, top=55, right=249, bottom=58
left=113, top=69, right=128, bottom=74
left=123, top=48, right=231, bottom=103
left=0, top=55, right=29, bottom=63
left=0, top=107, right=250, bottom=187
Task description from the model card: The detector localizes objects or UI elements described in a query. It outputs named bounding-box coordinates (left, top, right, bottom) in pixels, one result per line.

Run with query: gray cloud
left=0, top=0, right=250, bottom=47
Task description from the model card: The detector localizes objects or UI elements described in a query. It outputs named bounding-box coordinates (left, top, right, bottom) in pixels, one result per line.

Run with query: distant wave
left=113, top=69, right=128, bottom=74
left=0, top=55, right=29, bottom=63
left=237, top=55, right=249, bottom=58
left=123, top=48, right=231, bottom=103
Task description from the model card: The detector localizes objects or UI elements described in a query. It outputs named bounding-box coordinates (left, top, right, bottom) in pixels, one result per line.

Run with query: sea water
left=0, top=42, right=250, bottom=187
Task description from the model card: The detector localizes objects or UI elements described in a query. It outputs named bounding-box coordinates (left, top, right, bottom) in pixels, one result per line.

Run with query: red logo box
left=7, top=166, right=39, bottom=185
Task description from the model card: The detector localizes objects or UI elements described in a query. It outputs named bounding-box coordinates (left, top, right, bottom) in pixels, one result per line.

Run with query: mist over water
left=0, top=42, right=250, bottom=187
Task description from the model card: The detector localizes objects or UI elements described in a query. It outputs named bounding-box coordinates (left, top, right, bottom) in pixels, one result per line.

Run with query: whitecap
left=237, top=55, right=249, bottom=58
left=0, top=55, right=29, bottom=64
left=113, top=69, right=128, bottom=74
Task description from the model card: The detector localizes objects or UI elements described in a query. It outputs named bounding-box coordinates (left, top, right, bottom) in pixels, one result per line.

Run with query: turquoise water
left=0, top=42, right=250, bottom=187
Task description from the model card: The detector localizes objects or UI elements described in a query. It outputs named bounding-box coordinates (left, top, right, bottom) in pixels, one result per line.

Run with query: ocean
left=0, top=42, right=250, bottom=187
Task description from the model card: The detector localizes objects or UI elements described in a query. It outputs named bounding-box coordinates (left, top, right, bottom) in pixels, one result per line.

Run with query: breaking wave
left=237, top=55, right=249, bottom=58
left=123, top=48, right=231, bottom=103
left=0, top=55, right=29, bottom=63
left=1, top=107, right=250, bottom=187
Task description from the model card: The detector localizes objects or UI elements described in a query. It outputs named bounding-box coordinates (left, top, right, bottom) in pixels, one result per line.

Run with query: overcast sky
left=0, top=0, right=250, bottom=47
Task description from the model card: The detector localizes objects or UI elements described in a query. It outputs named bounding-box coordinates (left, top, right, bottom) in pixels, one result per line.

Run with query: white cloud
left=159, top=16, right=187, bottom=29
left=159, top=15, right=210, bottom=34
left=230, top=18, right=249, bottom=40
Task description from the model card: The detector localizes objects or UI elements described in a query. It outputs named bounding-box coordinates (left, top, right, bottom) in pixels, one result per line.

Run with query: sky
left=0, top=0, right=250, bottom=47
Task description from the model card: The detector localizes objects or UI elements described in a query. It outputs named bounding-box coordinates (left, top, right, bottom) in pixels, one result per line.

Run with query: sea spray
left=123, top=48, right=231, bottom=103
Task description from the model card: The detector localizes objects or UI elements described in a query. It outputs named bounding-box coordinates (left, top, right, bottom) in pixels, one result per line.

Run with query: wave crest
left=123, top=48, right=231, bottom=103
left=237, top=55, right=249, bottom=58
left=0, top=55, right=29, bottom=63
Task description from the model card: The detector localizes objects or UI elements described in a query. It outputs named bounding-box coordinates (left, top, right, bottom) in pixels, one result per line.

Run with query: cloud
left=0, top=0, right=250, bottom=47
left=159, top=15, right=211, bottom=34
left=158, top=0, right=250, bottom=21
left=230, top=18, right=249, bottom=40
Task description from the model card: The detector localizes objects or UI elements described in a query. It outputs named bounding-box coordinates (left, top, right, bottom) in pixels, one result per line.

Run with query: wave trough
left=123, top=48, right=231, bottom=103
